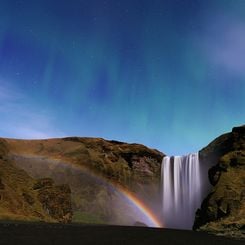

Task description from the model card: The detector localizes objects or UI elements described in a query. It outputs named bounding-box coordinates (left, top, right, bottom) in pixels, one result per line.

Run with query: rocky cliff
left=0, top=126, right=244, bottom=236
left=1, top=137, right=164, bottom=225
left=194, top=125, right=245, bottom=239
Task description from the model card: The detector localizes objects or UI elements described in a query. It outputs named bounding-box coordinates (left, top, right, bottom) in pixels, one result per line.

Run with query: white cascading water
left=161, top=153, right=202, bottom=229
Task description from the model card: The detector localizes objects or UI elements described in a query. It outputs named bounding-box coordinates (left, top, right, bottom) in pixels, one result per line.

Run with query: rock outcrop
left=61, top=137, right=164, bottom=189
left=194, top=125, right=245, bottom=239
left=34, top=178, right=72, bottom=223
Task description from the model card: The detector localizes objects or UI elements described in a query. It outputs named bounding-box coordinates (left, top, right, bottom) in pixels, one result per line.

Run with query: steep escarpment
left=3, top=137, right=164, bottom=225
left=194, top=125, right=245, bottom=239
left=2, top=126, right=243, bottom=233
left=6, top=137, right=164, bottom=188
left=0, top=139, right=72, bottom=223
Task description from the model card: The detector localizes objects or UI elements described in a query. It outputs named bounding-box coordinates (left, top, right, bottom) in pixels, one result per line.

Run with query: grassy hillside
left=0, top=139, right=72, bottom=223
left=1, top=137, right=164, bottom=226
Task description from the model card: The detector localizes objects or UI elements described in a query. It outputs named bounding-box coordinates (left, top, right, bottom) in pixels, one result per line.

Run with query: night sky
left=0, top=0, right=244, bottom=155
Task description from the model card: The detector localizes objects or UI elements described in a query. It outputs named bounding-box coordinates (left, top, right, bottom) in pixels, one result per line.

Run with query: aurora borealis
left=0, top=0, right=244, bottom=155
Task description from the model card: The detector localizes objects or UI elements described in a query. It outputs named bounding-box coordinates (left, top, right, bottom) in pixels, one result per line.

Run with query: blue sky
left=0, top=0, right=244, bottom=155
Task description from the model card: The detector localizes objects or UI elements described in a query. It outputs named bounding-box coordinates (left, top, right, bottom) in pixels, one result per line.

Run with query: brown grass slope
left=0, top=139, right=72, bottom=223
left=0, top=137, right=164, bottom=225
left=5, top=137, right=164, bottom=186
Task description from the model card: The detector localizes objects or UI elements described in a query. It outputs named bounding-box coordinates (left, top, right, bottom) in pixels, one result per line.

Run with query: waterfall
left=161, top=153, right=203, bottom=229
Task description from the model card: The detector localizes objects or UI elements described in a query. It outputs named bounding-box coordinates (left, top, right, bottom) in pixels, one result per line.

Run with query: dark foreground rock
left=0, top=222, right=243, bottom=245
left=194, top=125, right=245, bottom=239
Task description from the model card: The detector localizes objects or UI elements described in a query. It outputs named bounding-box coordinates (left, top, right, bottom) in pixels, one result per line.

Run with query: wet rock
left=37, top=184, right=73, bottom=223
left=194, top=125, right=245, bottom=239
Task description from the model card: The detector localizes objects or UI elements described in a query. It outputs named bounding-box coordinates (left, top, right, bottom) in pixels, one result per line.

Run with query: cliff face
left=61, top=137, right=164, bottom=189
left=2, top=126, right=243, bottom=234
left=1, top=137, right=164, bottom=225
left=0, top=139, right=72, bottom=223
left=194, top=126, right=245, bottom=239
